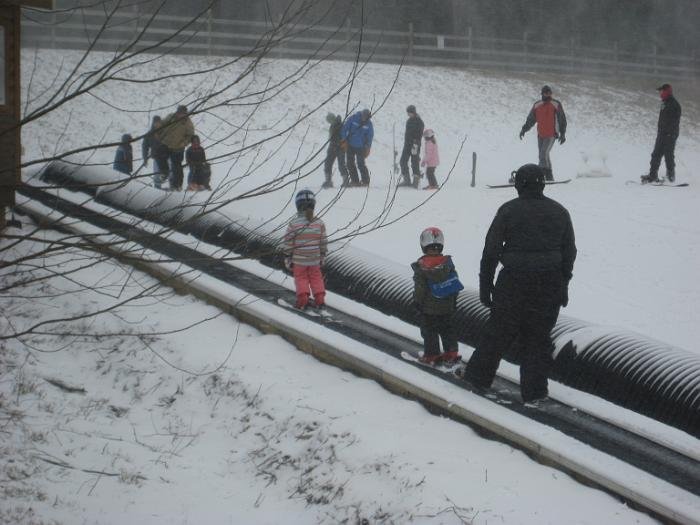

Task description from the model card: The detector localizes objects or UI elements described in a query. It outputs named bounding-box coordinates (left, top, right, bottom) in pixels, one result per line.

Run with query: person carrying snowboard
left=641, top=83, right=681, bottom=184
left=399, top=105, right=425, bottom=187
left=420, top=128, right=440, bottom=190
left=411, top=227, right=463, bottom=365
left=519, top=85, right=567, bottom=182
left=284, top=189, right=328, bottom=310
left=322, top=113, right=349, bottom=189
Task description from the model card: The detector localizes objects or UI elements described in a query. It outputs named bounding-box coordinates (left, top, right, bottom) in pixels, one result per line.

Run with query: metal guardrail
left=21, top=7, right=700, bottom=79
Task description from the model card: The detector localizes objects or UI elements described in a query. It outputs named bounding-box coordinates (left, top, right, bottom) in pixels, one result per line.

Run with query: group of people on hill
left=322, top=105, right=442, bottom=190
left=285, top=160, right=577, bottom=405
left=114, top=105, right=212, bottom=192
left=322, top=81, right=681, bottom=188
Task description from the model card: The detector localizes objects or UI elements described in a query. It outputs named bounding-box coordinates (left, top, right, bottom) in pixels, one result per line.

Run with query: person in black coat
left=399, top=105, right=424, bottom=187
left=185, top=135, right=210, bottom=190
left=641, top=83, right=682, bottom=183
left=462, top=164, right=577, bottom=404
left=322, top=113, right=349, bottom=188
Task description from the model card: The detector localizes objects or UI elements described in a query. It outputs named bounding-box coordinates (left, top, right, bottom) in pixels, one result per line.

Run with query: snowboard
left=400, top=351, right=465, bottom=376
left=276, top=298, right=339, bottom=323
left=487, top=179, right=571, bottom=189
left=626, top=180, right=689, bottom=187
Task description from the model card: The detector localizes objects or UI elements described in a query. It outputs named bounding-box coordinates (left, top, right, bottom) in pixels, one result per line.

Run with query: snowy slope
left=21, top=49, right=700, bottom=352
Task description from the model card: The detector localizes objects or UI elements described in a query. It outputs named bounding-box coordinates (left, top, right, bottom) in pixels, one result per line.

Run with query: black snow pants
left=649, top=134, right=677, bottom=177
left=463, top=268, right=562, bottom=402
left=420, top=313, right=458, bottom=357
left=399, top=141, right=421, bottom=184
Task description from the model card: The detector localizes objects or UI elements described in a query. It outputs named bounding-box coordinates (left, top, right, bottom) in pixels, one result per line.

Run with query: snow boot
left=667, top=169, right=676, bottom=183
left=543, top=167, right=554, bottom=182
left=398, top=173, right=412, bottom=186
left=321, top=179, right=333, bottom=189
left=641, top=173, right=659, bottom=184
left=418, top=353, right=441, bottom=365
left=441, top=350, right=461, bottom=365
left=411, top=174, right=421, bottom=188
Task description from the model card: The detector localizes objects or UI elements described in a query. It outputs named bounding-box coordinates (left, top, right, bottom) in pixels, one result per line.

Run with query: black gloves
left=479, top=275, right=493, bottom=308
left=559, top=133, right=566, bottom=145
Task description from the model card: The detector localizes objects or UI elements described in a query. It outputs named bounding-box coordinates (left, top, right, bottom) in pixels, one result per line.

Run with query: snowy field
left=2, top=48, right=698, bottom=523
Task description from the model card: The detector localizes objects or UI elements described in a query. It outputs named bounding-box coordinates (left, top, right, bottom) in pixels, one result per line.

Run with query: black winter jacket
left=328, top=116, right=343, bottom=146
left=404, top=114, right=425, bottom=146
left=657, top=95, right=681, bottom=138
left=412, top=254, right=459, bottom=315
left=480, top=191, right=576, bottom=288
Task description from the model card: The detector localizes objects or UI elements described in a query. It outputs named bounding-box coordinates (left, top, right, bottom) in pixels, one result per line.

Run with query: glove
left=559, top=134, right=566, bottom=145
left=519, top=129, right=525, bottom=140
left=561, top=281, right=569, bottom=307
left=284, top=257, right=293, bottom=271
left=364, top=147, right=371, bottom=158
left=411, top=142, right=419, bottom=155
left=340, top=139, right=348, bottom=152
left=479, top=279, right=493, bottom=308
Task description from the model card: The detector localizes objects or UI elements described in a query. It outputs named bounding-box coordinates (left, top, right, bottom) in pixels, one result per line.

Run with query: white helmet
left=420, top=227, right=444, bottom=253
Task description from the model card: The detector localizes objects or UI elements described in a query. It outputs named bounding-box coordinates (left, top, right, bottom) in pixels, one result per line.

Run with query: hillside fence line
left=21, top=7, right=700, bottom=80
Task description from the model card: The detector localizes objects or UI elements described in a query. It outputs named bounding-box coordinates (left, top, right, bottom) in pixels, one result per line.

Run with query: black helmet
left=541, top=85, right=552, bottom=95
left=295, top=188, right=316, bottom=211
left=406, top=104, right=416, bottom=114
left=514, top=164, right=545, bottom=191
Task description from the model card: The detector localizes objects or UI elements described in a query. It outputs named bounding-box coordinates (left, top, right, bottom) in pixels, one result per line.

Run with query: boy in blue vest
left=411, top=227, right=463, bottom=365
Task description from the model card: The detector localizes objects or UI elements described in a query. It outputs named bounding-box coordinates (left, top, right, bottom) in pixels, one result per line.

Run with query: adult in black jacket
left=641, top=83, right=682, bottom=183
left=462, top=164, right=577, bottom=403
left=322, top=113, right=348, bottom=188
left=399, top=105, right=424, bottom=187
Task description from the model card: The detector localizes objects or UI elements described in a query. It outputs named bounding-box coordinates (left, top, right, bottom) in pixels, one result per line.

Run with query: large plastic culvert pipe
left=34, top=161, right=700, bottom=437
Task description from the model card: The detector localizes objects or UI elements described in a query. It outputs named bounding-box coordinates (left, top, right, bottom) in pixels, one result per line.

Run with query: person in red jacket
left=519, top=85, right=567, bottom=181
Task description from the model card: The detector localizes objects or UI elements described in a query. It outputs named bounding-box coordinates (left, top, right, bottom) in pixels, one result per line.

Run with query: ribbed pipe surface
left=36, top=161, right=700, bottom=437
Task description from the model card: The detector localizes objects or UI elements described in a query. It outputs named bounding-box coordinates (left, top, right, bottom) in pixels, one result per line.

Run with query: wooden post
left=0, top=5, right=21, bottom=228
left=408, top=22, right=413, bottom=61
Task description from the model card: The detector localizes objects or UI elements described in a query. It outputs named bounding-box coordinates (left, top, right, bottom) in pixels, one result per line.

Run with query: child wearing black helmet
left=284, top=189, right=328, bottom=310
left=411, top=227, right=463, bottom=365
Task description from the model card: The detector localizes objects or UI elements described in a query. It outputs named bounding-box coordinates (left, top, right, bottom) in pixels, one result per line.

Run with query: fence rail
left=21, top=8, right=700, bottom=80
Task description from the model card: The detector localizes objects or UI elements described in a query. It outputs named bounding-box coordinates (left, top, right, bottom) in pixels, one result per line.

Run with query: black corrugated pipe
left=36, top=161, right=700, bottom=437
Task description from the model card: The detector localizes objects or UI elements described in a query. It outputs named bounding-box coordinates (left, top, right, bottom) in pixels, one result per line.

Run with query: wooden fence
left=20, top=7, right=700, bottom=80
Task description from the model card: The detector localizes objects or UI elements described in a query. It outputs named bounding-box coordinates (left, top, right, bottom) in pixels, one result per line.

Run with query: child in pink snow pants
left=421, top=128, right=440, bottom=189
left=284, top=189, right=328, bottom=309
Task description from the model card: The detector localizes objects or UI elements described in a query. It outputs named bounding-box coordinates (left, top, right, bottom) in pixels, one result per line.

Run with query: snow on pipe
left=38, top=161, right=700, bottom=437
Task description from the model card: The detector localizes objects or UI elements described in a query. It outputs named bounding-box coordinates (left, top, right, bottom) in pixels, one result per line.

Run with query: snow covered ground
left=2, top=48, right=698, bottom=523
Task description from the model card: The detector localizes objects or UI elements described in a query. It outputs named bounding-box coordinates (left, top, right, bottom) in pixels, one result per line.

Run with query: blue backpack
left=429, top=268, right=464, bottom=299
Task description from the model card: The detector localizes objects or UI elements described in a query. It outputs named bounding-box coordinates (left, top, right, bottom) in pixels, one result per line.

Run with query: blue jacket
left=341, top=111, right=374, bottom=149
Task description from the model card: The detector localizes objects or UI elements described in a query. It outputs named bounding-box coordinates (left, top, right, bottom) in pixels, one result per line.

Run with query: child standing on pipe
left=284, top=189, right=328, bottom=310
left=411, top=227, right=463, bottom=365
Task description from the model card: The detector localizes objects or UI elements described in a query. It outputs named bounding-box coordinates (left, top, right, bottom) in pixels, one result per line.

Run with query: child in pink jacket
left=420, top=128, right=440, bottom=190
left=284, top=189, right=328, bottom=310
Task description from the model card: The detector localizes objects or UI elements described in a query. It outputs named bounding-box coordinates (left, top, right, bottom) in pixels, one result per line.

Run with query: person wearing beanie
left=462, top=164, right=576, bottom=405
left=519, top=85, right=567, bottom=181
left=156, top=104, right=195, bottom=191
left=340, top=109, right=374, bottom=186
left=641, top=83, right=681, bottom=184
left=420, top=128, right=440, bottom=189
left=322, top=113, right=348, bottom=189
left=399, top=104, right=425, bottom=187
left=113, top=133, right=133, bottom=175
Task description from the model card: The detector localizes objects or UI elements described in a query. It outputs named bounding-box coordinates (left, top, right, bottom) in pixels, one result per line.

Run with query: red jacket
left=522, top=98, right=567, bottom=138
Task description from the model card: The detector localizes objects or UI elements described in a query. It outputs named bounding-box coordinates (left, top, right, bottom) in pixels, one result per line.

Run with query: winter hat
left=176, top=104, right=188, bottom=114
left=295, top=188, right=316, bottom=211
left=406, top=104, right=417, bottom=114
left=361, top=108, right=372, bottom=120
left=423, top=128, right=435, bottom=138
left=326, top=112, right=337, bottom=124
left=121, top=133, right=132, bottom=143
left=657, top=83, right=673, bottom=100
left=541, top=85, right=552, bottom=95
left=514, top=163, right=545, bottom=193
left=191, top=134, right=200, bottom=144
